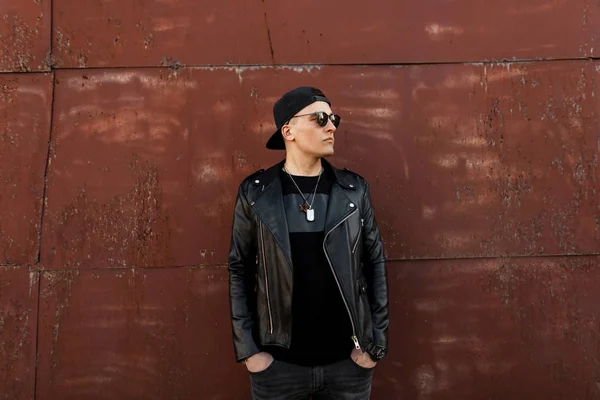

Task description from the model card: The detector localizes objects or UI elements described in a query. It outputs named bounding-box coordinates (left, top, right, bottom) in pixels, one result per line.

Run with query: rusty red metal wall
left=1, top=1, right=600, bottom=399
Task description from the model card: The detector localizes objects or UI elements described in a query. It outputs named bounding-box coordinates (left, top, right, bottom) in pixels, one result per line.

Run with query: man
left=228, top=86, right=389, bottom=399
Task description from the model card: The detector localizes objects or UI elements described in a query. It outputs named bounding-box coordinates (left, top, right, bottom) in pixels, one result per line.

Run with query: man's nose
left=325, top=117, right=337, bottom=132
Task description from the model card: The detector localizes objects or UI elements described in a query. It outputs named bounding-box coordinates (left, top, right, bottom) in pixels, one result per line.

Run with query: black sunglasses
left=288, top=111, right=341, bottom=128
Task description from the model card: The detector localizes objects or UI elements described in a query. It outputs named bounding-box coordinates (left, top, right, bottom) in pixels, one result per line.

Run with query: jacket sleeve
left=360, top=181, right=389, bottom=361
left=228, top=183, right=261, bottom=362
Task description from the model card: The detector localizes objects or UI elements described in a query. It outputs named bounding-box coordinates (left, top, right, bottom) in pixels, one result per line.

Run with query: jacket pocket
left=356, top=275, right=373, bottom=344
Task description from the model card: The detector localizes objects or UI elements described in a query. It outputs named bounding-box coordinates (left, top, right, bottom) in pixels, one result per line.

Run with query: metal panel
left=0, top=0, right=52, bottom=72
left=51, top=0, right=273, bottom=68
left=0, top=267, right=39, bottom=400
left=42, top=62, right=600, bottom=269
left=238, top=62, right=600, bottom=260
left=0, top=73, right=53, bottom=265
left=41, top=68, right=284, bottom=270
left=264, top=0, right=600, bottom=64
left=35, top=267, right=247, bottom=399
left=374, top=257, right=600, bottom=399
left=34, top=257, right=600, bottom=399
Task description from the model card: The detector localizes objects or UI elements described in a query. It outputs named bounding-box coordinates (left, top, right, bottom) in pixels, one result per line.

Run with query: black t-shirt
left=262, top=167, right=354, bottom=366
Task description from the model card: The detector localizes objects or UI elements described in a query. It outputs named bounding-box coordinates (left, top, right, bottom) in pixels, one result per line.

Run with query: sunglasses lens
left=316, top=112, right=328, bottom=127
left=331, top=114, right=341, bottom=128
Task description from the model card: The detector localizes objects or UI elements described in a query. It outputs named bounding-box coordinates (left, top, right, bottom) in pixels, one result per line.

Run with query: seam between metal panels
left=32, top=271, right=41, bottom=400
left=385, top=252, right=600, bottom=263
left=35, top=72, right=55, bottom=267
left=19, top=252, right=600, bottom=272
left=1, top=56, right=598, bottom=74
left=28, top=264, right=231, bottom=271
left=31, top=4, right=56, bottom=389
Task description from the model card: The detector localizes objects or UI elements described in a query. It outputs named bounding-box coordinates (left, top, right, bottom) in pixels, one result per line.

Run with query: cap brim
left=266, top=128, right=285, bottom=150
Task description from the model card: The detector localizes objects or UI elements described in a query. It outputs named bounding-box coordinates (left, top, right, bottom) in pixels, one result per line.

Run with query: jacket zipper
left=323, top=208, right=361, bottom=350
left=352, top=225, right=362, bottom=254
left=259, top=220, right=274, bottom=334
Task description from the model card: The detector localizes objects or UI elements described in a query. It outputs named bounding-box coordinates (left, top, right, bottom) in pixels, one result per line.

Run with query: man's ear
left=281, top=125, right=294, bottom=142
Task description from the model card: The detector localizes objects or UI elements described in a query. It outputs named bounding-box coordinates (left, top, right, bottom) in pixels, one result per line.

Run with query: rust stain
left=45, top=155, right=173, bottom=269
left=0, top=73, right=53, bottom=265
left=52, top=0, right=273, bottom=68
left=35, top=268, right=247, bottom=399
left=39, top=270, right=78, bottom=379
left=159, top=56, right=184, bottom=70
left=0, top=1, right=51, bottom=72
left=40, top=68, right=265, bottom=270
left=384, top=256, right=600, bottom=399
left=263, top=0, right=600, bottom=64
left=0, top=268, right=38, bottom=400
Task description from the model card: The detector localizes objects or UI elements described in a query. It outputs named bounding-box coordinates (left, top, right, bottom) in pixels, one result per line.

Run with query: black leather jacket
left=228, top=159, right=389, bottom=362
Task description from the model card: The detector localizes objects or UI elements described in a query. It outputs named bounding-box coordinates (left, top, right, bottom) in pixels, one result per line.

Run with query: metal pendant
left=299, top=202, right=310, bottom=213
left=306, top=208, right=315, bottom=222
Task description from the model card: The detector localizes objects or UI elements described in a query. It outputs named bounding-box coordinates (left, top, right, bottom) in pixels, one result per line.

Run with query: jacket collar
left=249, top=159, right=357, bottom=269
left=252, top=158, right=356, bottom=191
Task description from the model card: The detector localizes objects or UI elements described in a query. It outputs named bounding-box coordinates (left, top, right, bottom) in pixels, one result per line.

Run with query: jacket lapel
left=324, top=183, right=356, bottom=234
left=250, top=161, right=293, bottom=269
left=322, top=159, right=358, bottom=233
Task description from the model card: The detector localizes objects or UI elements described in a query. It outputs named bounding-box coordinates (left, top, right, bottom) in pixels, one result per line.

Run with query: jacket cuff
left=366, top=345, right=387, bottom=362
left=236, top=346, right=261, bottom=363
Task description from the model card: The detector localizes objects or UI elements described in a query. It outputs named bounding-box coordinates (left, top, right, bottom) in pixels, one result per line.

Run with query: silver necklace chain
left=283, top=166, right=322, bottom=210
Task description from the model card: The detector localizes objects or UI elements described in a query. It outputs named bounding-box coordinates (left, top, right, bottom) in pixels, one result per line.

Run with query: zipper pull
left=361, top=218, right=364, bottom=227
left=351, top=335, right=361, bottom=350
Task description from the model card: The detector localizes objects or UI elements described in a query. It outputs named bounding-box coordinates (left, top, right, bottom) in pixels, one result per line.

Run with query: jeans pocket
left=348, top=358, right=376, bottom=373
left=249, top=359, right=278, bottom=376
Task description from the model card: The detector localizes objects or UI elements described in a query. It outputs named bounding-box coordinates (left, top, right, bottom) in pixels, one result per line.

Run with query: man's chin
left=304, top=146, right=334, bottom=158
left=320, top=147, right=335, bottom=157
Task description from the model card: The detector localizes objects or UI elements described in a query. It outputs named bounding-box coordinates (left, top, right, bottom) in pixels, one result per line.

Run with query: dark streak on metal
left=260, top=0, right=275, bottom=64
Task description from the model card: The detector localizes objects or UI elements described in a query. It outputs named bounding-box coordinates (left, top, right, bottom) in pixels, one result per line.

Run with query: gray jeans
left=249, top=358, right=374, bottom=400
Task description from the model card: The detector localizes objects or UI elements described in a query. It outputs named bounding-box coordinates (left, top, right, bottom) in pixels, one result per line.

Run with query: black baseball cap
left=266, top=86, right=331, bottom=150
